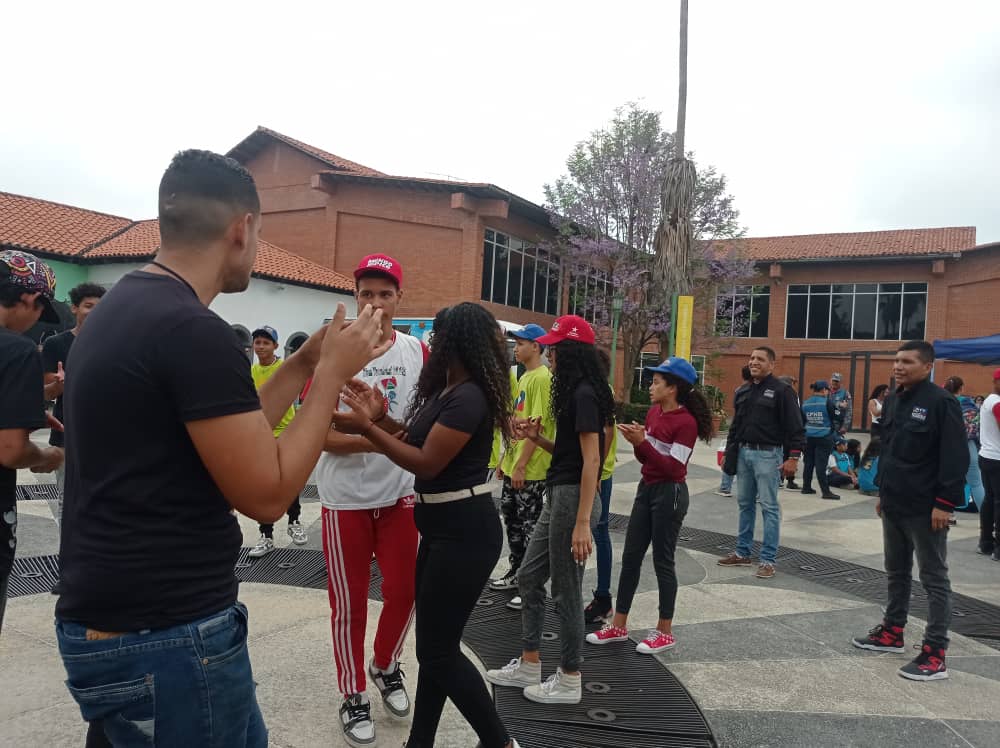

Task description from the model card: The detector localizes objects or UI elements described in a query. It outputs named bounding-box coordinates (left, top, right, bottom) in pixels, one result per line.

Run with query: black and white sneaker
left=368, top=659, right=410, bottom=720
left=506, top=595, right=523, bottom=611
left=340, top=693, right=375, bottom=747
left=489, top=570, right=518, bottom=590
left=584, top=593, right=613, bottom=625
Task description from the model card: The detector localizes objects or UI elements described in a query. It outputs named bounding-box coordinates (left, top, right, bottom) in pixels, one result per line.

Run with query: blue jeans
left=594, top=477, right=614, bottom=597
left=57, top=603, right=267, bottom=747
left=719, top=472, right=734, bottom=492
left=967, top=440, right=985, bottom=508
left=735, top=446, right=783, bottom=565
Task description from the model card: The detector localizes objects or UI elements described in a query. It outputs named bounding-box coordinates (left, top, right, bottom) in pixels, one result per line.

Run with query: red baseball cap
left=993, top=368, right=1000, bottom=381
left=536, top=315, right=596, bottom=346
left=354, top=254, right=403, bottom=288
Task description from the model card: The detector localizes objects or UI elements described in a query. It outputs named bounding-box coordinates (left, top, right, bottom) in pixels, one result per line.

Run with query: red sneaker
left=586, top=624, right=629, bottom=645
left=636, top=630, right=676, bottom=654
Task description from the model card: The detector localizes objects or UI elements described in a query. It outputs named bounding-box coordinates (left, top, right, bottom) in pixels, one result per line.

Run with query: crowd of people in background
left=1, top=147, right=998, bottom=747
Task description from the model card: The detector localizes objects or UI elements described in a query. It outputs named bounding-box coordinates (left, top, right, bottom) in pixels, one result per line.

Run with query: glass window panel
left=877, top=292, right=902, bottom=339
left=521, top=253, right=536, bottom=311
left=855, top=283, right=877, bottom=293
left=830, top=294, right=853, bottom=339
left=715, top=295, right=734, bottom=336
left=853, top=294, right=876, bottom=339
left=506, top=250, right=523, bottom=308
left=808, top=293, right=831, bottom=338
left=534, top=259, right=548, bottom=313
left=810, top=284, right=831, bottom=294
left=879, top=282, right=902, bottom=292
left=788, top=285, right=809, bottom=294
left=510, top=237, right=522, bottom=251
left=492, top=244, right=508, bottom=303
left=904, top=282, right=928, bottom=292
left=786, top=294, right=808, bottom=338
left=735, top=285, right=752, bottom=294
left=495, top=232, right=509, bottom=246
left=732, top=295, right=751, bottom=337
left=547, top=267, right=560, bottom=315
left=481, top=241, right=493, bottom=301
left=485, top=229, right=495, bottom=241
left=750, top=293, right=770, bottom=337
left=902, top=293, right=927, bottom=339
left=752, top=285, right=771, bottom=296
left=832, top=284, right=854, bottom=294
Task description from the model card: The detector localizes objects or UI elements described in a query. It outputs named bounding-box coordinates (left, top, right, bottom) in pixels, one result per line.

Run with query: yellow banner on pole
left=674, top=295, right=694, bottom=360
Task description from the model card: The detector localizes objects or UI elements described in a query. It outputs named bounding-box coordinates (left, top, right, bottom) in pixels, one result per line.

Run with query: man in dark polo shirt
left=55, top=150, right=390, bottom=745
left=852, top=340, right=966, bottom=681
left=718, top=346, right=805, bottom=579
left=41, top=282, right=105, bottom=523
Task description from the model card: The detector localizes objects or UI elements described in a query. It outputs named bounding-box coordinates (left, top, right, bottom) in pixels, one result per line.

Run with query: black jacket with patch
left=723, top=374, right=805, bottom=475
left=877, top=378, right=968, bottom=516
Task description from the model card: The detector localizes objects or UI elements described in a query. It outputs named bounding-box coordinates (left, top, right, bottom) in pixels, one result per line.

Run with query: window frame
left=714, top=284, right=771, bottom=338
left=481, top=228, right=561, bottom=314
left=783, top=282, right=927, bottom=341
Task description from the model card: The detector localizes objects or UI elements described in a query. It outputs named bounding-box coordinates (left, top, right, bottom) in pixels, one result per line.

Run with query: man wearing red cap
left=316, top=254, right=428, bottom=747
left=977, top=368, right=1000, bottom=561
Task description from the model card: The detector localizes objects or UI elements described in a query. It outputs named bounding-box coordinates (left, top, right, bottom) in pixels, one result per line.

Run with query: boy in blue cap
left=491, top=324, right=554, bottom=594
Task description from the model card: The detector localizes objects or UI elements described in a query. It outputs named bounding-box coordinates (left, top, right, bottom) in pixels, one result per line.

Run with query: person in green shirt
left=585, top=349, right=618, bottom=623
left=490, top=325, right=554, bottom=593
left=248, top=325, right=308, bottom=556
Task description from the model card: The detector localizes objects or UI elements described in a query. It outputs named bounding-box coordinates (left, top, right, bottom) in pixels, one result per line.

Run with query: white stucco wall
left=87, top=263, right=356, bottom=353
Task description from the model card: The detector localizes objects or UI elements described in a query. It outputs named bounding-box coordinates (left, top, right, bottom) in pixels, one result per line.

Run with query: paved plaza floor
left=4, top=433, right=1000, bottom=747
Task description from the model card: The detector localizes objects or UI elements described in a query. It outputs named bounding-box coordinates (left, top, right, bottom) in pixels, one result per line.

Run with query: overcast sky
left=3, top=1, right=998, bottom=243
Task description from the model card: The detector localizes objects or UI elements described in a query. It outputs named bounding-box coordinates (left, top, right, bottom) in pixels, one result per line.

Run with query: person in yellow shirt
left=490, top=325, right=554, bottom=595
left=248, top=326, right=308, bottom=556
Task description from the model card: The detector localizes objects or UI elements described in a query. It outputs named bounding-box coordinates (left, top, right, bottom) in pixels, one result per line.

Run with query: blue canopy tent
left=933, top=334, right=1000, bottom=365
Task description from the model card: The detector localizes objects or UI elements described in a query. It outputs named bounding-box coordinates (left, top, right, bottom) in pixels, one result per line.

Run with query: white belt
left=416, top=482, right=497, bottom=504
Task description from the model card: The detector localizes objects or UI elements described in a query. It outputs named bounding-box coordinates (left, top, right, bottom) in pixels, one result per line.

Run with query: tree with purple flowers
left=544, top=103, right=750, bottom=401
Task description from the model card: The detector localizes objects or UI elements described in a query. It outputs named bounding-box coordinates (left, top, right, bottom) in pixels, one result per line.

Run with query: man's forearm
left=3, top=439, right=47, bottom=470
left=259, top=356, right=312, bottom=429
left=324, top=429, right=378, bottom=455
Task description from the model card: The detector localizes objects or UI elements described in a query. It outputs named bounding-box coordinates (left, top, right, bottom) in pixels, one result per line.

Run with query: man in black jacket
left=852, top=340, right=967, bottom=681
left=718, top=346, right=805, bottom=579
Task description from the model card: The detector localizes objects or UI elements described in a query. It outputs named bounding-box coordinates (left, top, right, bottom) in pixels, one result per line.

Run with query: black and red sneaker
left=898, top=644, right=948, bottom=681
left=584, top=593, right=613, bottom=625
left=851, top=622, right=905, bottom=653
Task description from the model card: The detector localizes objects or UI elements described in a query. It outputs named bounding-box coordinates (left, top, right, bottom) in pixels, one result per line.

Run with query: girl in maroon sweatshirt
left=586, top=357, right=713, bottom=654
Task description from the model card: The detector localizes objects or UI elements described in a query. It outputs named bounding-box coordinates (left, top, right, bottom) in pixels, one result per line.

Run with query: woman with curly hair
left=334, top=302, right=520, bottom=748
left=486, top=315, right=615, bottom=705
left=587, top=357, right=712, bottom=654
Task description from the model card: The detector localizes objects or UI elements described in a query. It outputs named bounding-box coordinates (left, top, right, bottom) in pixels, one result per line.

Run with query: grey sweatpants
left=518, top=483, right=601, bottom=672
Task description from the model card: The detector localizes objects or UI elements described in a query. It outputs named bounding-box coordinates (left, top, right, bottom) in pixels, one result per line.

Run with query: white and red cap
left=536, top=314, right=596, bottom=346
left=354, top=254, right=403, bottom=288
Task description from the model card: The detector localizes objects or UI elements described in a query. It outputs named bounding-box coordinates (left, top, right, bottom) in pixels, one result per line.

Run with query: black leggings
left=259, top=497, right=301, bottom=538
left=979, top=456, right=1000, bottom=548
left=615, top=481, right=689, bottom=621
left=406, top=496, right=508, bottom=748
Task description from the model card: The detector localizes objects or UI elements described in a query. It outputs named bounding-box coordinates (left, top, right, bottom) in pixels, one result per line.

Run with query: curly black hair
left=406, top=302, right=513, bottom=441
left=659, top=372, right=714, bottom=443
left=550, top=341, right=615, bottom=427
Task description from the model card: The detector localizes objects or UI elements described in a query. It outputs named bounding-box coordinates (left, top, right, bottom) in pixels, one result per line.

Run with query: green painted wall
left=45, top=259, right=89, bottom=302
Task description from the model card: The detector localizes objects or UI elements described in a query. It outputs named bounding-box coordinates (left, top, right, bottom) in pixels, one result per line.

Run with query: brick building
left=705, top=229, right=1000, bottom=425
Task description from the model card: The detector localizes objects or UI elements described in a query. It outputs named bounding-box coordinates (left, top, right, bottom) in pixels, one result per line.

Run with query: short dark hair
left=897, top=340, right=935, bottom=364
left=943, top=376, right=964, bottom=394
left=158, top=150, right=260, bottom=246
left=68, top=282, right=106, bottom=307
left=740, top=365, right=752, bottom=381
left=596, top=348, right=612, bottom=380
left=0, top=280, right=27, bottom=309
left=752, top=346, right=776, bottom=362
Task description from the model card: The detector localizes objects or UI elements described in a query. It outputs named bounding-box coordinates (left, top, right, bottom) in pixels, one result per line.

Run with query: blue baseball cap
left=508, top=323, right=547, bottom=342
left=812, top=380, right=830, bottom=391
left=645, top=357, right=698, bottom=385
left=252, top=325, right=279, bottom=344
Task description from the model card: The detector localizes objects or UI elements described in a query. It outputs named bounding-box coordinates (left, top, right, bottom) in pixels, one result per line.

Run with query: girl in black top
left=335, top=302, right=519, bottom=748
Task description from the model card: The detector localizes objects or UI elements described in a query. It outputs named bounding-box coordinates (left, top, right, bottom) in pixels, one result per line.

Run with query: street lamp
left=609, top=291, right=624, bottom=390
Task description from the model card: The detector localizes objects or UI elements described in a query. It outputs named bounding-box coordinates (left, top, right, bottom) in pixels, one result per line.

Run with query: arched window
left=285, top=331, right=308, bottom=359
left=232, top=324, right=252, bottom=361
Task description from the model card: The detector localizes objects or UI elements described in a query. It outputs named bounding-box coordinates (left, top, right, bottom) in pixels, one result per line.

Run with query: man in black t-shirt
left=54, top=150, right=390, bottom=746
left=41, top=282, right=105, bottom=523
left=0, top=249, right=64, bottom=635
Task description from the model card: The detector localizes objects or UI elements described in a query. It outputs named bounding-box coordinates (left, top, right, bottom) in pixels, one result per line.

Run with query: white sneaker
left=340, top=693, right=375, bottom=747
left=248, top=534, right=275, bottom=558
left=484, top=657, right=541, bottom=688
left=287, top=520, right=308, bottom=545
left=506, top=596, right=523, bottom=611
left=523, top=668, right=582, bottom=705
left=368, top=659, right=410, bottom=720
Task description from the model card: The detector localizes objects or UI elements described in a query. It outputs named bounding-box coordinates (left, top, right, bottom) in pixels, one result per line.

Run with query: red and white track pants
left=321, top=497, right=418, bottom=696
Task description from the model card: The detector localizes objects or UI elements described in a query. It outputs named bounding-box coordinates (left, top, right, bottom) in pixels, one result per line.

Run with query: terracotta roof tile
left=229, top=126, right=385, bottom=177
left=0, top=192, right=352, bottom=292
left=0, top=191, right=132, bottom=256
left=708, top=227, right=977, bottom=262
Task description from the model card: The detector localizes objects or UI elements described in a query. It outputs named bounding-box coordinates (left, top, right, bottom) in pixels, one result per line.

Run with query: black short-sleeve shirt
left=547, top=382, right=606, bottom=487
left=0, top=328, right=48, bottom=514
left=42, top=330, right=75, bottom=447
left=55, top=271, right=261, bottom=632
left=406, top=380, right=493, bottom=494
